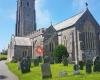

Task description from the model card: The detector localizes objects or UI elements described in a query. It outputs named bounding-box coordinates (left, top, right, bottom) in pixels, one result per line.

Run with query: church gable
left=85, top=9, right=99, bottom=28
left=43, top=25, right=57, bottom=40
left=76, top=9, right=100, bottom=33
left=83, top=20, right=95, bottom=33
left=43, top=25, right=58, bottom=56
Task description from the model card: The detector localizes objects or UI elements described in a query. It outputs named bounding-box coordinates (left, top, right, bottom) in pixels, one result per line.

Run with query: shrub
left=0, top=54, right=7, bottom=61
left=53, top=45, right=69, bottom=63
left=0, top=57, right=7, bottom=60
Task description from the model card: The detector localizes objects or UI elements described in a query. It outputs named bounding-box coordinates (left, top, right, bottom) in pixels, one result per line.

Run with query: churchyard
left=7, top=61, right=100, bottom=80
left=6, top=45, right=100, bottom=80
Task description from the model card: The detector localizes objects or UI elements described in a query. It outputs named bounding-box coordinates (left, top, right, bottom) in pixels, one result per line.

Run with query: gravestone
left=34, top=59, right=39, bottom=66
left=11, top=56, right=17, bottom=63
left=73, top=64, right=80, bottom=74
left=27, top=56, right=31, bottom=68
left=79, top=61, right=84, bottom=70
left=50, top=57, right=54, bottom=64
left=59, top=71, right=67, bottom=77
left=27, top=57, right=31, bottom=71
left=93, top=56, right=100, bottom=72
left=44, top=56, right=50, bottom=63
left=20, top=57, right=30, bottom=73
left=62, top=56, right=68, bottom=66
left=86, top=60, right=92, bottom=73
left=41, top=63, right=52, bottom=79
left=38, top=56, right=42, bottom=63
left=54, top=57, right=60, bottom=63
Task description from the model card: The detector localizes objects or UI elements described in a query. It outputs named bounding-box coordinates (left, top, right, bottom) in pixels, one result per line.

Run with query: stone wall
left=57, top=27, right=76, bottom=62
left=14, top=46, right=32, bottom=60
left=78, top=19, right=98, bottom=61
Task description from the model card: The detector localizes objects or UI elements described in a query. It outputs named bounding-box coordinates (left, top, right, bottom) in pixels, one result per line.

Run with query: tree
left=1, top=49, right=7, bottom=55
left=53, top=45, right=69, bottom=63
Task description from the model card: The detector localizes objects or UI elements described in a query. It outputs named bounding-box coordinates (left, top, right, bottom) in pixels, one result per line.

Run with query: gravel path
left=0, top=60, right=18, bottom=80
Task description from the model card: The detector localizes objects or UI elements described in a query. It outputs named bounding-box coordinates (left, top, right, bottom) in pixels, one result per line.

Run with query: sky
left=0, top=0, right=100, bottom=52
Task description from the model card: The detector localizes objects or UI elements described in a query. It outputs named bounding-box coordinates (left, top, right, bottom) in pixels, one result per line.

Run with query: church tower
left=15, top=0, right=36, bottom=36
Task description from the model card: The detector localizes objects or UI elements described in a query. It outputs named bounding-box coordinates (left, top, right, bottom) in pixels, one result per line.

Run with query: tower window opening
left=21, top=1, right=22, bottom=6
left=27, top=2, right=29, bottom=6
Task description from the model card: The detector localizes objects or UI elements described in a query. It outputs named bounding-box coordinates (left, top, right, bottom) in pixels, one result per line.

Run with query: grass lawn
left=0, top=54, right=7, bottom=59
left=6, top=62, right=100, bottom=80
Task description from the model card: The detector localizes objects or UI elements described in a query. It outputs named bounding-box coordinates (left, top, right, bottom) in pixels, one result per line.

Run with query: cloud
left=72, top=0, right=88, bottom=12
left=36, top=0, right=51, bottom=28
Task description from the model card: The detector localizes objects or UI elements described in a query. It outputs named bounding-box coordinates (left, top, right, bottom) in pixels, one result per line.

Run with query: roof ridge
left=54, top=9, right=86, bottom=26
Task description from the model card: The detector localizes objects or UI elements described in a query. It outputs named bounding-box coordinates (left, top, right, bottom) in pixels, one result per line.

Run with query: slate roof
left=13, top=37, right=32, bottom=46
left=54, top=10, right=86, bottom=31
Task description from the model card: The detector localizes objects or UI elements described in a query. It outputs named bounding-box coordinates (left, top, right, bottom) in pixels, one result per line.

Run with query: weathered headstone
left=20, top=57, right=30, bottom=73
left=41, top=63, right=52, bottom=79
left=62, top=56, right=68, bottom=66
left=27, top=57, right=31, bottom=71
left=59, top=71, right=67, bottom=77
left=93, top=56, right=100, bottom=72
left=44, top=56, right=50, bottom=63
left=27, top=56, right=31, bottom=68
left=54, top=57, right=60, bottom=63
left=79, top=61, right=84, bottom=70
left=86, top=60, right=92, bottom=73
left=50, top=57, right=54, bottom=64
left=73, top=64, right=80, bottom=74
left=38, top=56, right=42, bottom=63
left=34, top=59, right=39, bottom=66
left=11, top=56, right=17, bottom=63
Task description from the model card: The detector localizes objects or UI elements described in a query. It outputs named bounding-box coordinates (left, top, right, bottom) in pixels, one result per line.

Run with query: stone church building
left=8, top=0, right=100, bottom=63
left=44, top=9, right=100, bottom=63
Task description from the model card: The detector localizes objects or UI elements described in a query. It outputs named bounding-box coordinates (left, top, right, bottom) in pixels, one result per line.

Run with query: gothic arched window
left=49, top=42, right=54, bottom=53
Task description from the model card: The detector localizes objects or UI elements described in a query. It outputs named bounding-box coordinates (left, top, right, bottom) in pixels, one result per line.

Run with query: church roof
left=54, top=10, right=86, bottom=31
left=13, top=37, right=32, bottom=46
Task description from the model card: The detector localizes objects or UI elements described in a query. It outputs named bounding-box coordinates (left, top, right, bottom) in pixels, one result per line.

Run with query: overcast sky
left=0, top=0, right=100, bottom=52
